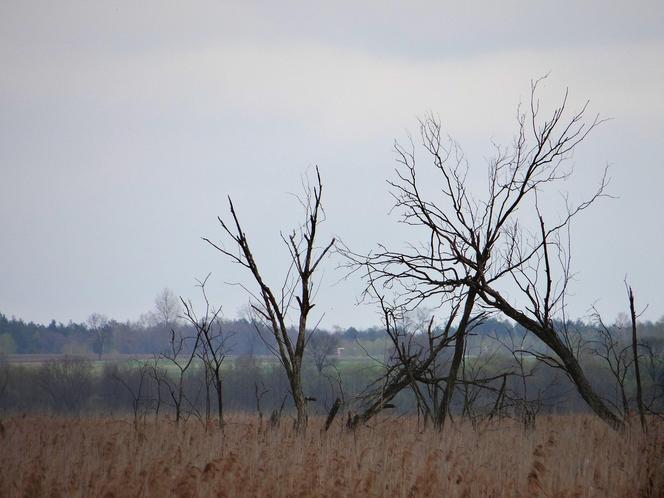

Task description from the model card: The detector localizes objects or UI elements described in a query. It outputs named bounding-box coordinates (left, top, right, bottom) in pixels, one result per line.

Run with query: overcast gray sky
left=1, top=0, right=663, bottom=328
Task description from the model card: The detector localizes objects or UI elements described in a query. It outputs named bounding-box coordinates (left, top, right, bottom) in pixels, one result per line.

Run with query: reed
left=1, top=414, right=661, bottom=497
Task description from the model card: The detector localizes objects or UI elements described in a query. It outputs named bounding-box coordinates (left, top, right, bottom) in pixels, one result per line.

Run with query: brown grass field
left=1, top=414, right=662, bottom=497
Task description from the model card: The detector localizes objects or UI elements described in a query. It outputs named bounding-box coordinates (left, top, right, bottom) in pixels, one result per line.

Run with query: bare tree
left=589, top=309, right=632, bottom=419
left=154, top=288, right=182, bottom=328
left=348, top=289, right=458, bottom=429
left=181, top=275, right=231, bottom=429
left=627, top=284, right=647, bottom=432
left=112, top=360, right=153, bottom=427
left=640, top=340, right=664, bottom=417
left=458, top=340, right=512, bottom=427
left=346, top=78, right=623, bottom=430
left=590, top=284, right=663, bottom=430
left=148, top=354, right=167, bottom=421
left=37, top=356, right=93, bottom=414
left=321, top=365, right=346, bottom=432
left=346, top=280, right=507, bottom=431
left=87, top=313, right=109, bottom=360
left=254, top=381, right=268, bottom=426
left=309, top=331, right=340, bottom=374
left=204, top=167, right=334, bottom=433
left=161, top=327, right=201, bottom=424
left=491, top=328, right=564, bottom=430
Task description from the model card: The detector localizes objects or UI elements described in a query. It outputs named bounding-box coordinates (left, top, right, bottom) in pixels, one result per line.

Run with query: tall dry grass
left=1, top=414, right=662, bottom=497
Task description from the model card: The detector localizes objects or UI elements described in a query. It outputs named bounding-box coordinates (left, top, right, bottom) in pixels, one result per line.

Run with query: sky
left=1, top=0, right=663, bottom=329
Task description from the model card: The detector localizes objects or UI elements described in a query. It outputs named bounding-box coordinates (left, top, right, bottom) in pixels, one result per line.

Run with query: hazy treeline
left=0, top=309, right=537, bottom=357
left=2, top=310, right=662, bottom=357
left=0, top=311, right=386, bottom=356
left=0, top=317, right=662, bottom=426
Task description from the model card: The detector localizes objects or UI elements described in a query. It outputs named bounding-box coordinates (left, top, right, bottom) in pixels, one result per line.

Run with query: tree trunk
left=628, top=286, right=647, bottom=432
left=290, top=367, right=308, bottom=434
left=435, top=288, right=477, bottom=431
left=292, top=390, right=307, bottom=434
left=480, top=285, right=624, bottom=431
left=204, top=369, right=211, bottom=424
left=553, top=340, right=624, bottom=430
left=324, top=398, right=342, bottom=432
left=215, top=378, right=224, bottom=430
left=347, top=375, right=411, bottom=430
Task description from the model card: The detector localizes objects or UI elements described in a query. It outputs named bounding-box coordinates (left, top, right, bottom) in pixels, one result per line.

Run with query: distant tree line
left=0, top=311, right=389, bottom=356
left=1, top=310, right=662, bottom=356
left=4, top=309, right=662, bottom=358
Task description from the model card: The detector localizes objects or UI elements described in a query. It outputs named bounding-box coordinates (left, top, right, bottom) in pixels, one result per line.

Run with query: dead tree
left=154, top=288, right=181, bottom=328
left=345, top=286, right=456, bottom=429
left=640, top=341, right=664, bottom=418
left=112, top=360, right=153, bottom=427
left=346, top=78, right=623, bottom=430
left=346, top=278, right=506, bottom=431
left=309, top=331, right=340, bottom=374
left=181, top=274, right=231, bottom=429
left=161, top=326, right=201, bottom=424
left=148, top=354, right=167, bottom=421
left=589, top=309, right=633, bottom=419
left=321, top=365, right=346, bottom=431
left=627, top=284, right=647, bottom=432
left=458, top=339, right=508, bottom=426
left=491, top=328, right=564, bottom=430
left=324, top=398, right=343, bottom=432
left=590, top=283, right=655, bottom=430
left=254, top=381, right=268, bottom=426
left=87, top=313, right=109, bottom=360
left=37, top=356, right=94, bottom=414
left=204, top=167, right=334, bottom=433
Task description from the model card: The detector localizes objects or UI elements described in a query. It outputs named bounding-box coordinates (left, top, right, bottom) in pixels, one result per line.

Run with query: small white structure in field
left=336, top=347, right=345, bottom=357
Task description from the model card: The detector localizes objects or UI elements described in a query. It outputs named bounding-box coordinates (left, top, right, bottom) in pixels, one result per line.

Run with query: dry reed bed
left=0, top=414, right=662, bottom=497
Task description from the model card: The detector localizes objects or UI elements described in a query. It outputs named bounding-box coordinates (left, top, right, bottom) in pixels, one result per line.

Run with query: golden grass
left=1, top=414, right=662, bottom=497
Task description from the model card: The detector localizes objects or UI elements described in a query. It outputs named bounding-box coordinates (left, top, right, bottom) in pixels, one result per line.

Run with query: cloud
left=3, top=35, right=663, bottom=145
